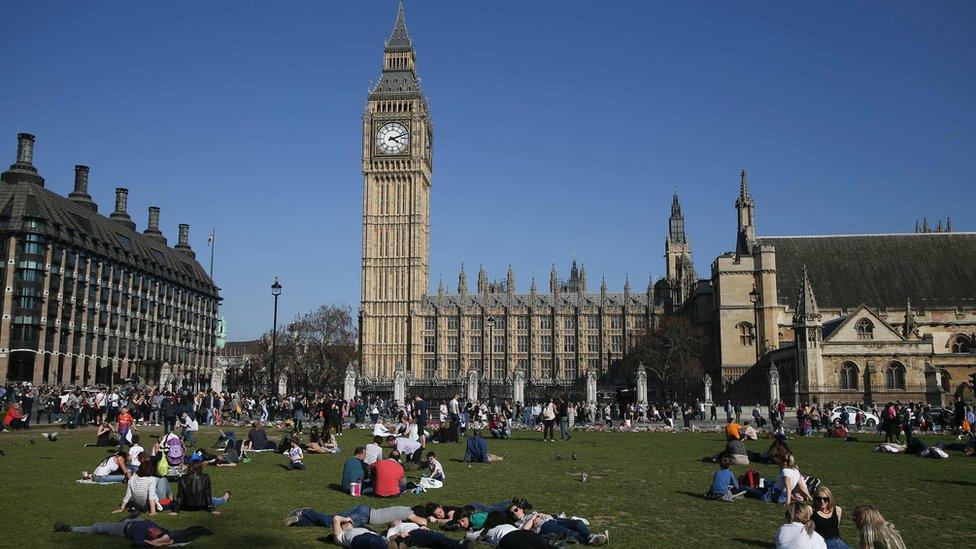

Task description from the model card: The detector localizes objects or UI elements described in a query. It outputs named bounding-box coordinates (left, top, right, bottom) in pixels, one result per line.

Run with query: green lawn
left=0, top=425, right=972, bottom=548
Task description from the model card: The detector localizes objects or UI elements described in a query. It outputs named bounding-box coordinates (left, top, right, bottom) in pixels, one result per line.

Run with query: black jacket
left=174, top=471, right=214, bottom=512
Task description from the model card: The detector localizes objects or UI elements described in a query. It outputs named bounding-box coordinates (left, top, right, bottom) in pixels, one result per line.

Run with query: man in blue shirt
left=464, top=430, right=504, bottom=463
left=341, top=447, right=369, bottom=493
left=706, top=458, right=745, bottom=501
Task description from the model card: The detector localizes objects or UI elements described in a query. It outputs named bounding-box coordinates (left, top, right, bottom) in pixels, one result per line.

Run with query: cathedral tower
left=793, top=266, right=824, bottom=396
left=361, top=1, right=433, bottom=378
left=665, top=192, right=695, bottom=308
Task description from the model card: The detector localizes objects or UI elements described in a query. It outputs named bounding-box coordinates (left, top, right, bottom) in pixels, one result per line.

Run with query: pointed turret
left=623, top=276, right=632, bottom=302
left=793, top=265, right=820, bottom=323
left=947, top=217, right=953, bottom=232
left=902, top=297, right=918, bottom=338
left=458, top=263, right=468, bottom=295
left=579, top=264, right=587, bottom=294
left=600, top=277, right=608, bottom=302
left=570, top=260, right=580, bottom=281
left=386, top=1, right=412, bottom=51
left=506, top=265, right=515, bottom=298
left=550, top=263, right=558, bottom=294
left=529, top=276, right=538, bottom=299
left=437, top=277, right=445, bottom=298
left=669, top=192, right=686, bottom=244
left=477, top=265, right=488, bottom=294
left=371, top=1, right=421, bottom=99
left=735, top=169, right=757, bottom=257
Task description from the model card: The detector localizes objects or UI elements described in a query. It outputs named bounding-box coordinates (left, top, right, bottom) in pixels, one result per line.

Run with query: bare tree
left=287, top=304, right=358, bottom=392
left=625, top=315, right=704, bottom=397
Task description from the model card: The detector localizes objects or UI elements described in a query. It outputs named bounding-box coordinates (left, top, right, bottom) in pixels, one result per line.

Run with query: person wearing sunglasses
left=811, top=487, right=852, bottom=549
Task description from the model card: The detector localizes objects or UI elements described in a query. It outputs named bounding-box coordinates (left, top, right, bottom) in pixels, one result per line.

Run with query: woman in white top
left=769, top=454, right=810, bottom=504
left=81, top=452, right=131, bottom=483
left=775, top=502, right=827, bottom=549
left=115, top=459, right=160, bottom=514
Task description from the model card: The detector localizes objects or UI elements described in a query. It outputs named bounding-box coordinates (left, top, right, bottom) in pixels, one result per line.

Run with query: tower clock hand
left=389, top=134, right=407, bottom=142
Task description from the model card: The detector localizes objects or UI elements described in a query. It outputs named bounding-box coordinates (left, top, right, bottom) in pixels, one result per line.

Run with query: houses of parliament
left=360, top=3, right=976, bottom=405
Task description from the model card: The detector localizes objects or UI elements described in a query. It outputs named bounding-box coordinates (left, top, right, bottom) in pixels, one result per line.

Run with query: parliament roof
left=757, top=233, right=976, bottom=311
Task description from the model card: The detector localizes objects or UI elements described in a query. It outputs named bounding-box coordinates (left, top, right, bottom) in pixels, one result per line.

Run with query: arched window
left=885, top=361, right=905, bottom=390
left=940, top=370, right=951, bottom=393
left=840, top=362, right=859, bottom=390
left=737, top=322, right=755, bottom=346
left=950, top=335, right=973, bottom=354
left=855, top=319, right=874, bottom=340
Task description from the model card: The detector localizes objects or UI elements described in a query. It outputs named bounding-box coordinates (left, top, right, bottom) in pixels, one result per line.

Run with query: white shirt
left=428, top=458, right=444, bottom=479
left=395, top=437, right=422, bottom=456
left=288, top=446, right=304, bottom=463
left=775, top=522, right=827, bottom=549
left=774, top=467, right=801, bottom=492
left=95, top=392, right=107, bottom=407
left=385, top=522, right=420, bottom=539
left=94, top=457, right=122, bottom=477
left=449, top=398, right=459, bottom=415
left=484, top=524, right=518, bottom=546
left=128, top=444, right=145, bottom=467
left=335, top=527, right=373, bottom=548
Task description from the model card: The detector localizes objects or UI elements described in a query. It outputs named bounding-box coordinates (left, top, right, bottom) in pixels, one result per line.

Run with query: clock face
left=375, top=122, right=409, bottom=155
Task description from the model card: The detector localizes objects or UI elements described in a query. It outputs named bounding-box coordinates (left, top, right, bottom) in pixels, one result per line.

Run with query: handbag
left=156, top=458, right=169, bottom=476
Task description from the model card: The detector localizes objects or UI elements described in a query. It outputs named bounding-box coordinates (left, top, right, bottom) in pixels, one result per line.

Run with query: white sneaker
left=589, top=533, right=608, bottom=546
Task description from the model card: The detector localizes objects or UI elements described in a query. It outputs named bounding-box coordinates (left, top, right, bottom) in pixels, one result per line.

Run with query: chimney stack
left=144, top=206, right=167, bottom=244
left=109, top=187, right=136, bottom=231
left=16, top=133, right=35, bottom=165
left=68, top=165, right=97, bottom=211
left=1, top=132, right=44, bottom=186
left=175, top=223, right=195, bottom=258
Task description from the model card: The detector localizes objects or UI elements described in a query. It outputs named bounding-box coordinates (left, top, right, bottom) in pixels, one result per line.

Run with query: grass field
left=0, top=424, right=972, bottom=548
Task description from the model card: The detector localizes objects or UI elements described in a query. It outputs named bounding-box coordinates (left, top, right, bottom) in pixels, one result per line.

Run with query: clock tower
left=361, top=1, right=433, bottom=379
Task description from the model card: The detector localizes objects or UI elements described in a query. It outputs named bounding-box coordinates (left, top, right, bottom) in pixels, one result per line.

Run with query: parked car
left=829, top=406, right=879, bottom=428
left=930, top=406, right=955, bottom=425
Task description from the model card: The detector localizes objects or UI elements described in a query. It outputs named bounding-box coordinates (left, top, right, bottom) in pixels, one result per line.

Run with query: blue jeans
left=183, top=429, right=196, bottom=446
left=70, top=519, right=130, bottom=537
left=406, top=528, right=459, bottom=549
left=351, top=532, right=388, bottom=549
left=825, top=538, right=852, bottom=549
left=156, top=477, right=171, bottom=499
left=93, top=475, right=126, bottom=483
left=540, top=518, right=591, bottom=544
left=560, top=417, right=571, bottom=439
left=297, top=505, right=371, bottom=528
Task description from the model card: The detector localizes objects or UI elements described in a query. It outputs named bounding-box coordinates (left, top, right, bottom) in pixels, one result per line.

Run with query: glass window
left=540, top=335, right=552, bottom=353
left=447, top=317, right=459, bottom=330
left=424, top=317, right=436, bottom=331
left=447, top=335, right=459, bottom=353
left=493, top=359, right=505, bottom=379
left=738, top=322, right=755, bottom=346
left=493, top=336, right=505, bottom=353
left=588, top=335, right=599, bottom=351
left=424, top=336, right=436, bottom=353
left=516, top=316, right=529, bottom=330
left=563, top=317, right=576, bottom=330
left=587, top=316, right=599, bottom=330
left=856, top=319, right=874, bottom=340
left=447, top=360, right=459, bottom=379
left=539, top=317, right=552, bottom=330
left=470, top=317, right=481, bottom=331
left=563, top=335, right=576, bottom=352
left=611, top=335, right=622, bottom=352
left=469, top=335, right=482, bottom=353
left=610, top=316, right=622, bottom=329
left=950, top=336, right=972, bottom=354
left=840, top=362, right=858, bottom=390
left=423, top=358, right=436, bottom=379
left=885, top=362, right=905, bottom=390
left=564, top=359, right=577, bottom=379
left=517, top=335, right=529, bottom=353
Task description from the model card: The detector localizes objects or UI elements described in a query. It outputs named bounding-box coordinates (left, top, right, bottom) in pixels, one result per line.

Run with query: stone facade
left=0, top=134, right=220, bottom=387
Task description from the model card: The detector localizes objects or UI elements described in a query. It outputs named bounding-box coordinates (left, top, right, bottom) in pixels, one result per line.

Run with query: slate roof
left=0, top=175, right=219, bottom=297
left=385, top=1, right=412, bottom=52
left=369, top=1, right=422, bottom=100
left=757, top=233, right=976, bottom=310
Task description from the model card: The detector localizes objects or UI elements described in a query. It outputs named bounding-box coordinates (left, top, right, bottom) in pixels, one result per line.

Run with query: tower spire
left=735, top=169, right=757, bottom=257
left=386, top=0, right=412, bottom=51
left=793, top=265, right=820, bottom=322
left=902, top=297, right=918, bottom=337
left=458, top=263, right=468, bottom=295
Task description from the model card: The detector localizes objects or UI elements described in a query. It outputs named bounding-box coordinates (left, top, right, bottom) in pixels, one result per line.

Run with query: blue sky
left=2, top=1, right=974, bottom=340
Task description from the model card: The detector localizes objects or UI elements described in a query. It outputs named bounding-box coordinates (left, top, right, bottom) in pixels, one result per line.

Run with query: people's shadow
left=925, top=479, right=976, bottom=487
left=675, top=491, right=706, bottom=500
left=730, top=538, right=775, bottom=548
left=327, top=483, right=347, bottom=493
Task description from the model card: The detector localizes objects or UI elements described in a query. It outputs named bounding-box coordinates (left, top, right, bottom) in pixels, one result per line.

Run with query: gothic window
left=493, top=336, right=505, bottom=353
left=587, top=316, right=599, bottom=330
left=588, top=358, right=600, bottom=373
left=493, top=359, right=505, bottom=379
left=839, top=362, right=858, bottom=390
left=447, top=359, right=459, bottom=379
left=587, top=335, right=599, bottom=351
left=635, top=316, right=646, bottom=330
left=564, top=359, right=578, bottom=380
left=423, top=359, right=435, bottom=379
left=737, top=322, right=755, bottom=346
left=540, top=335, right=552, bottom=353
left=855, top=319, right=874, bottom=340
left=447, top=317, right=458, bottom=330
left=424, top=336, right=436, bottom=353
left=540, top=358, right=552, bottom=377
left=885, top=361, right=905, bottom=390
left=516, top=316, right=529, bottom=330
left=563, top=335, right=576, bottom=352
left=610, top=316, right=622, bottom=329
left=470, top=317, right=481, bottom=331
left=563, top=317, right=576, bottom=330
left=424, top=317, right=436, bottom=331
left=950, top=335, right=973, bottom=354
left=517, top=336, right=529, bottom=353
left=940, top=370, right=951, bottom=392
left=494, top=317, right=506, bottom=330
left=539, top=317, right=552, bottom=330
left=611, top=335, right=622, bottom=352
left=469, top=336, right=482, bottom=353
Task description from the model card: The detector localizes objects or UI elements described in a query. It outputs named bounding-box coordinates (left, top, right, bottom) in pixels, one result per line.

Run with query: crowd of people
left=1, top=379, right=973, bottom=547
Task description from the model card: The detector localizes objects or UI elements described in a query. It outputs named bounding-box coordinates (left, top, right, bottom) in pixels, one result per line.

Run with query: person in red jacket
left=3, top=403, right=27, bottom=431
left=117, top=407, right=134, bottom=446
left=370, top=451, right=406, bottom=497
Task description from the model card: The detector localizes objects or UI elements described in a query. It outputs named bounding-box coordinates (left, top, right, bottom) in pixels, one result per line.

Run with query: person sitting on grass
left=852, top=504, right=906, bottom=549
left=244, top=421, right=277, bottom=451
left=115, top=457, right=161, bottom=515
left=827, top=419, right=851, bottom=440
left=282, top=504, right=427, bottom=529
left=810, top=486, right=852, bottom=549
left=742, top=421, right=759, bottom=440
left=341, top=447, right=370, bottom=493
left=178, top=411, right=198, bottom=447
left=387, top=434, right=423, bottom=465
left=725, top=418, right=741, bottom=441
left=775, top=502, right=827, bottom=549
left=425, top=451, right=444, bottom=482
left=305, top=425, right=339, bottom=454
left=488, top=414, right=509, bottom=439
left=329, top=514, right=389, bottom=549
left=508, top=502, right=608, bottom=546
left=81, top=452, right=131, bottom=483
left=705, top=458, right=746, bottom=501
left=364, top=435, right=384, bottom=465
left=54, top=518, right=213, bottom=547
left=464, top=430, right=504, bottom=463
left=372, top=450, right=407, bottom=496
left=283, top=438, right=305, bottom=470
left=85, top=422, right=119, bottom=447
left=171, top=454, right=231, bottom=514
left=2, top=402, right=28, bottom=431
left=744, top=454, right=811, bottom=504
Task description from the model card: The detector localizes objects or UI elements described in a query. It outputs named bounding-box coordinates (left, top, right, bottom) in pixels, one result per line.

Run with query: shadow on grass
left=730, top=538, right=775, bottom=548
left=925, top=479, right=976, bottom=487
left=675, top=490, right=706, bottom=500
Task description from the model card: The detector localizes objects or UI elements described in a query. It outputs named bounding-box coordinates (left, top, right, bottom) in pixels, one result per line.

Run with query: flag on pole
left=208, top=229, right=215, bottom=246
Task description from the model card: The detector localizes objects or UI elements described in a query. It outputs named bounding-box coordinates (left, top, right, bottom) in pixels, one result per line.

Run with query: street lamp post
left=271, top=276, right=282, bottom=395
left=486, top=316, right=495, bottom=408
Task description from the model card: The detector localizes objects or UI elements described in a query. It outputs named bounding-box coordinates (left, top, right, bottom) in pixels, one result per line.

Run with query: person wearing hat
left=171, top=452, right=231, bottom=514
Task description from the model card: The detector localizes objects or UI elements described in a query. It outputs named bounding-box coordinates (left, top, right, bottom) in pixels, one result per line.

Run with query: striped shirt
left=121, top=475, right=158, bottom=509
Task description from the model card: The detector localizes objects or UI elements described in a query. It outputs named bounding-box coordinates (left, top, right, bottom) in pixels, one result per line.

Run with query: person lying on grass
left=507, top=502, right=608, bottom=546
left=282, top=504, right=427, bottom=529
left=328, top=514, right=389, bottom=549
left=454, top=509, right=559, bottom=549
left=54, top=519, right=212, bottom=547
left=384, top=520, right=462, bottom=549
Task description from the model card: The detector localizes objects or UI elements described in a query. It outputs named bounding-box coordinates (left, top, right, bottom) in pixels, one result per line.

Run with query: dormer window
left=855, top=318, right=874, bottom=340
